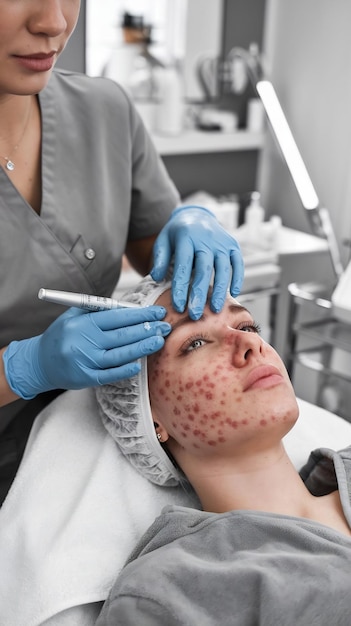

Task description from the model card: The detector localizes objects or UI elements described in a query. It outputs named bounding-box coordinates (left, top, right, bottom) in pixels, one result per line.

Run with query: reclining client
left=95, top=274, right=351, bottom=626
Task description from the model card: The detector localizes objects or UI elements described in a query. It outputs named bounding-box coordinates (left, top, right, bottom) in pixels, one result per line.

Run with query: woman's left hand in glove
left=151, top=205, right=244, bottom=320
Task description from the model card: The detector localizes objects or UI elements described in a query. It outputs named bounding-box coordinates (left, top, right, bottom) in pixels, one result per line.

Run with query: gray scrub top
left=97, top=446, right=351, bottom=626
left=0, top=68, right=179, bottom=424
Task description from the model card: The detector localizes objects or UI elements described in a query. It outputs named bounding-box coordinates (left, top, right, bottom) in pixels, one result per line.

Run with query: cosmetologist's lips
left=13, top=51, right=57, bottom=72
left=243, top=364, right=284, bottom=391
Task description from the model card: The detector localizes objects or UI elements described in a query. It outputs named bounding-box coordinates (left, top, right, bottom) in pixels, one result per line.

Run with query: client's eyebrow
left=170, top=303, right=249, bottom=333
left=171, top=314, right=206, bottom=333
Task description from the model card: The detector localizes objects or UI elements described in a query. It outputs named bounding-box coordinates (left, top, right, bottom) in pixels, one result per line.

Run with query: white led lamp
left=227, top=45, right=344, bottom=279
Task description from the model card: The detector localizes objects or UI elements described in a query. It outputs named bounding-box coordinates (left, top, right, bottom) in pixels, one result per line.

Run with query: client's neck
left=177, top=443, right=351, bottom=538
left=186, top=443, right=313, bottom=517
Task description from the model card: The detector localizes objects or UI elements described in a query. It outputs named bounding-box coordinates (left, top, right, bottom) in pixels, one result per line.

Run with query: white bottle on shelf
left=154, top=64, right=184, bottom=136
left=266, top=214, right=282, bottom=252
left=244, top=191, right=265, bottom=244
left=246, top=98, right=265, bottom=132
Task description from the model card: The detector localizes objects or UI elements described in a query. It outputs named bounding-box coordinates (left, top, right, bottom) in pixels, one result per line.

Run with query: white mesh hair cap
left=95, top=274, right=183, bottom=487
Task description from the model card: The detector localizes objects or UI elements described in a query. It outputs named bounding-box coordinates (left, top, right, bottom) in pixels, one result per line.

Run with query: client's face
left=148, top=290, right=299, bottom=459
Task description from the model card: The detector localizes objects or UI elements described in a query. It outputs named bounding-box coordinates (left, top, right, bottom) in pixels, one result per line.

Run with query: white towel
left=0, top=388, right=198, bottom=626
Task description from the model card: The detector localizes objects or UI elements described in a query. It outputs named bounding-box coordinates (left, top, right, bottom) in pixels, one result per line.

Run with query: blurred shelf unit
left=151, top=130, right=265, bottom=156
left=285, top=282, right=351, bottom=421
left=285, top=282, right=339, bottom=377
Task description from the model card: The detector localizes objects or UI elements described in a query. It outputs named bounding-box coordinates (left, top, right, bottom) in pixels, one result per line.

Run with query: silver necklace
left=0, top=101, right=32, bottom=172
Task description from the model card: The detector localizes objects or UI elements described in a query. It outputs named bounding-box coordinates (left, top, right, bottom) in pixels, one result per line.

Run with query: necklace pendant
left=6, top=160, right=15, bottom=171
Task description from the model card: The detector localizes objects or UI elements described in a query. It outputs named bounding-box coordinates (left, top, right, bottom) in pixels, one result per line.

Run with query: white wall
left=259, top=0, right=351, bottom=269
left=182, top=0, right=224, bottom=100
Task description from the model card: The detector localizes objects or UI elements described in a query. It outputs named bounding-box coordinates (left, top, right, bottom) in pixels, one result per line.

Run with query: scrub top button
left=84, top=248, right=96, bottom=260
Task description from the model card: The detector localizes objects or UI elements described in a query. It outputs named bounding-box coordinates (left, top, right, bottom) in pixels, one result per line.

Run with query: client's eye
left=181, top=335, right=209, bottom=354
left=188, top=338, right=206, bottom=351
left=237, top=321, right=261, bottom=334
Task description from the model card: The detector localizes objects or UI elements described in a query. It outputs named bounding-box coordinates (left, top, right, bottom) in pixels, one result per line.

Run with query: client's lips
left=243, top=364, right=284, bottom=391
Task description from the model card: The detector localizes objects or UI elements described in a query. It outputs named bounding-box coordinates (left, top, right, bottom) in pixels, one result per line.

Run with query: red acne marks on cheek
left=207, top=440, right=217, bottom=446
left=202, top=374, right=215, bottom=390
left=225, top=418, right=238, bottom=429
left=187, top=414, right=195, bottom=422
left=205, top=392, right=213, bottom=400
left=150, top=368, right=159, bottom=382
left=159, top=389, right=172, bottom=402
left=260, top=419, right=267, bottom=427
left=224, top=334, right=236, bottom=346
left=165, top=379, right=170, bottom=388
left=173, top=407, right=180, bottom=416
left=206, top=381, right=215, bottom=389
left=196, top=375, right=216, bottom=394
left=179, top=418, right=191, bottom=435
left=171, top=422, right=178, bottom=429
left=217, top=428, right=226, bottom=443
left=185, top=381, right=194, bottom=389
left=193, top=428, right=207, bottom=440
left=210, top=411, right=221, bottom=421
left=241, top=419, right=248, bottom=426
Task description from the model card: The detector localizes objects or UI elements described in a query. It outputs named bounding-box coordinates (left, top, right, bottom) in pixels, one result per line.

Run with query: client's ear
left=153, top=421, right=169, bottom=444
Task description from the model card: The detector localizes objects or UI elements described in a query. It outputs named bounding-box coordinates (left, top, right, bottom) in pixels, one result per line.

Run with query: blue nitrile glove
left=3, top=306, right=171, bottom=400
left=151, top=205, right=244, bottom=320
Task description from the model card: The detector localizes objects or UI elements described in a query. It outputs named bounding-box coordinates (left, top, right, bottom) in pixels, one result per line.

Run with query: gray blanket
left=97, top=447, right=351, bottom=625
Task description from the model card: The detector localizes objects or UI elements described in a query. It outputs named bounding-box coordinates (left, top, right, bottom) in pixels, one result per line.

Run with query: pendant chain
left=0, top=100, right=32, bottom=172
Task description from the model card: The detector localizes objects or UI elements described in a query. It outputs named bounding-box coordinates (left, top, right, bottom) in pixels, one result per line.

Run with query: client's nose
left=227, top=329, right=263, bottom=367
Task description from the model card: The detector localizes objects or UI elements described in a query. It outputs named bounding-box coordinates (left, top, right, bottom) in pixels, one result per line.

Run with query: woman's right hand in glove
left=2, top=306, right=171, bottom=400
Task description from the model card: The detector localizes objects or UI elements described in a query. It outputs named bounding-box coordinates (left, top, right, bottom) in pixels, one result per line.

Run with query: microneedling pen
left=38, top=288, right=142, bottom=311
